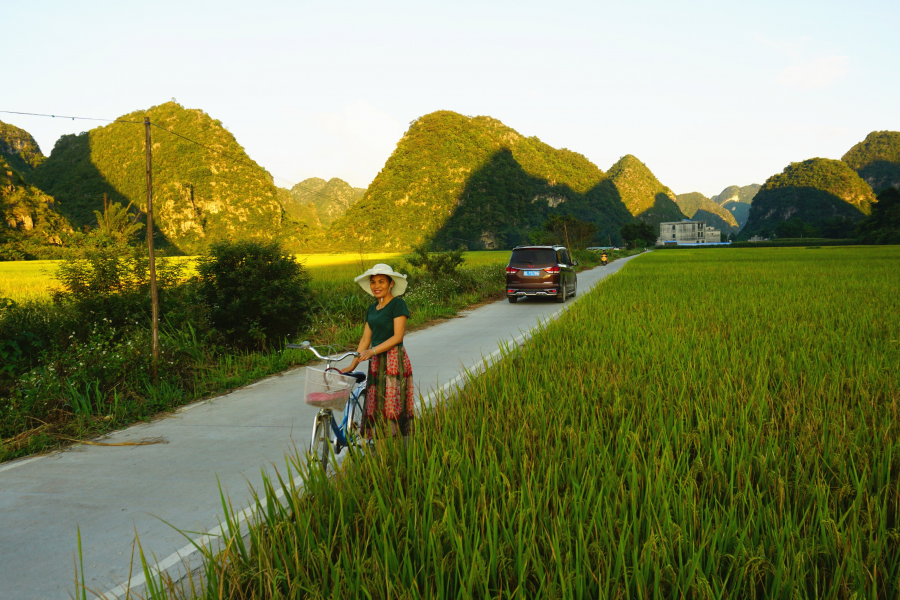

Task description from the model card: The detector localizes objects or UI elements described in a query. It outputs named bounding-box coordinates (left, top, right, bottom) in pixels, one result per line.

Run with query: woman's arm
left=342, top=323, right=373, bottom=373
left=359, top=315, right=407, bottom=361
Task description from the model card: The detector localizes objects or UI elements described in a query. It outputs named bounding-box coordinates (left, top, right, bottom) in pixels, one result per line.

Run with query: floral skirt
left=363, top=345, right=415, bottom=438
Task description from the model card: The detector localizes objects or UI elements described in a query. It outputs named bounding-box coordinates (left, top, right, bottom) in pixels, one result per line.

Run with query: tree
left=531, top=215, right=598, bottom=249
left=620, top=222, right=656, bottom=248
left=197, top=240, right=312, bottom=349
left=54, top=244, right=184, bottom=330
left=92, top=195, right=142, bottom=244
left=405, top=242, right=466, bottom=279
left=775, top=218, right=820, bottom=239
left=855, top=188, right=900, bottom=244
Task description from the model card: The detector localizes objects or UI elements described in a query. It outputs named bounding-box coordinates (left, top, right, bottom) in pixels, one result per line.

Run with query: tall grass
left=140, top=246, right=899, bottom=598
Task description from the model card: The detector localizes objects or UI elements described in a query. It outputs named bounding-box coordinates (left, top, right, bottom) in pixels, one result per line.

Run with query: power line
left=0, top=110, right=142, bottom=124
left=150, top=123, right=300, bottom=190
left=0, top=108, right=342, bottom=204
left=150, top=123, right=347, bottom=205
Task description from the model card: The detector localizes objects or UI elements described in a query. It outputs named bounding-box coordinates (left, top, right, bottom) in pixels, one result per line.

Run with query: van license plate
left=523, top=270, right=540, bottom=276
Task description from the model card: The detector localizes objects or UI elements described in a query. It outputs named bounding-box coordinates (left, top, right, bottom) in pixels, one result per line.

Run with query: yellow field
left=0, top=251, right=509, bottom=302
left=0, top=260, right=65, bottom=302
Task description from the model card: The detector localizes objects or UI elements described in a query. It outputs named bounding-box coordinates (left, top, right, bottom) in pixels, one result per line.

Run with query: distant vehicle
left=505, top=245, right=577, bottom=304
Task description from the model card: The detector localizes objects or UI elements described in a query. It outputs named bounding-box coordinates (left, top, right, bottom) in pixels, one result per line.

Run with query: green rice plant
left=133, top=246, right=900, bottom=599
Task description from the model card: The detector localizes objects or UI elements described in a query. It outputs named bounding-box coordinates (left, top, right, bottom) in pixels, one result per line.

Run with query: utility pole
left=144, top=117, right=159, bottom=380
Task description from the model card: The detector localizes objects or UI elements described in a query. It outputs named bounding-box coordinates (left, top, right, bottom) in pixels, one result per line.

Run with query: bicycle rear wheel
left=310, top=413, right=331, bottom=472
left=347, top=390, right=368, bottom=447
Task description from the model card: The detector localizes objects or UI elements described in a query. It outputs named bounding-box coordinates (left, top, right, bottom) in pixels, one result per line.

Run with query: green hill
left=278, top=187, right=321, bottom=229
left=675, top=191, right=739, bottom=232
left=0, top=120, right=45, bottom=174
left=289, top=177, right=363, bottom=227
left=607, top=155, right=687, bottom=228
left=855, top=187, right=900, bottom=244
left=30, top=102, right=297, bottom=253
left=327, top=111, right=634, bottom=250
left=841, top=131, right=900, bottom=193
left=708, top=184, right=760, bottom=229
left=710, top=184, right=760, bottom=206
left=0, top=157, right=71, bottom=259
left=742, top=158, right=875, bottom=239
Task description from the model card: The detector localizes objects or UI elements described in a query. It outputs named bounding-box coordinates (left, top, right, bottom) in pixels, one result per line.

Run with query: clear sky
left=4, top=0, right=898, bottom=197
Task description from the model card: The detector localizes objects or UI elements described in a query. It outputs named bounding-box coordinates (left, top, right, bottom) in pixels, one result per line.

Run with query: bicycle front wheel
left=310, top=413, right=331, bottom=473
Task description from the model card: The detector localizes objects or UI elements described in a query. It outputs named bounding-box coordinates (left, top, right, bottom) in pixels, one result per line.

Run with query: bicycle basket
left=304, top=366, right=355, bottom=410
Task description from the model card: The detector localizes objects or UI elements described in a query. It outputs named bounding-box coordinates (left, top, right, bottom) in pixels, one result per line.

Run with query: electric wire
left=0, top=108, right=342, bottom=205
left=149, top=123, right=301, bottom=191
left=0, top=110, right=142, bottom=124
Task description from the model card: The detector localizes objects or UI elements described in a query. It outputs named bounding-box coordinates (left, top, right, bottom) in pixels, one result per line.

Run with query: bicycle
left=285, top=341, right=369, bottom=473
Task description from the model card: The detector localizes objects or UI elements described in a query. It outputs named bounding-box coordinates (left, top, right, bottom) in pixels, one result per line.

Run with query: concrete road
left=0, top=253, right=643, bottom=599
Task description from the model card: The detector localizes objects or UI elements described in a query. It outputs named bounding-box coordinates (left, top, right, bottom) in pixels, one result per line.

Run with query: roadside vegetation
left=0, top=244, right=512, bottom=462
left=139, top=246, right=899, bottom=598
left=0, top=242, right=633, bottom=463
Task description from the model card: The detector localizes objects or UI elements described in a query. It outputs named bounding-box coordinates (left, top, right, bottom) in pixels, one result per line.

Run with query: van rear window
left=510, top=249, right=557, bottom=265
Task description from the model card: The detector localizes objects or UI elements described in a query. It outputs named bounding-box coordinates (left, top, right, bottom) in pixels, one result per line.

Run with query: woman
left=343, top=263, right=415, bottom=438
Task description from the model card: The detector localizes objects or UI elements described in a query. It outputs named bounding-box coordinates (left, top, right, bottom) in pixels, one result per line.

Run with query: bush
left=405, top=243, right=466, bottom=279
left=197, top=240, right=312, bottom=349
left=53, top=244, right=185, bottom=331
left=403, top=243, right=476, bottom=295
left=620, top=222, right=656, bottom=248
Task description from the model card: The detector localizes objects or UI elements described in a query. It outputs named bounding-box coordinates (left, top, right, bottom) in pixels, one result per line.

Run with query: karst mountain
left=674, top=192, right=739, bottom=234
left=741, top=158, right=874, bottom=239
left=327, top=111, right=683, bottom=250
left=28, top=102, right=311, bottom=253
left=842, top=131, right=900, bottom=194
left=0, top=122, right=71, bottom=259
left=285, top=178, right=364, bottom=228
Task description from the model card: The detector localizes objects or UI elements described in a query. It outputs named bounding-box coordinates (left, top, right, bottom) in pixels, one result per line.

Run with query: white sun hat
left=354, top=263, right=408, bottom=296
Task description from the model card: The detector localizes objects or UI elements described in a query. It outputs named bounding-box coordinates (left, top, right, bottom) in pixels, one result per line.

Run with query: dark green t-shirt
left=367, top=297, right=410, bottom=348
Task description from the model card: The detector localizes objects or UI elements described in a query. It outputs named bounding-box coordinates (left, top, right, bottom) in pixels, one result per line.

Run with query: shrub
left=197, top=240, right=312, bottom=349
left=405, top=242, right=466, bottom=279
left=620, top=222, right=656, bottom=248
left=53, top=244, right=185, bottom=331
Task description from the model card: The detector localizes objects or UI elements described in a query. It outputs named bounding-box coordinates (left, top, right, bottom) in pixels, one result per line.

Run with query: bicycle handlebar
left=285, top=342, right=359, bottom=363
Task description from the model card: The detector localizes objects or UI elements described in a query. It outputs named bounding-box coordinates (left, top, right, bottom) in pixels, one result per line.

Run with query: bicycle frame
left=319, top=383, right=366, bottom=450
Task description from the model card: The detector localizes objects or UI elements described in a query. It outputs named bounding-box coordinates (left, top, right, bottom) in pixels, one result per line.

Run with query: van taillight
left=506, top=267, right=519, bottom=274
left=544, top=266, right=560, bottom=274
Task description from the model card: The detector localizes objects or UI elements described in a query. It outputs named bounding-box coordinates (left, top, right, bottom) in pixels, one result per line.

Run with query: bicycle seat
left=347, top=371, right=366, bottom=384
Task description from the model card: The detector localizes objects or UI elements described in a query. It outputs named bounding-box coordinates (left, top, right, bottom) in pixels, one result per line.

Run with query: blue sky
left=5, top=0, right=898, bottom=197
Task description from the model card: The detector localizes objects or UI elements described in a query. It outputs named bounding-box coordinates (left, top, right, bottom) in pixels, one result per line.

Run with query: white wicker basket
left=304, top=366, right=355, bottom=410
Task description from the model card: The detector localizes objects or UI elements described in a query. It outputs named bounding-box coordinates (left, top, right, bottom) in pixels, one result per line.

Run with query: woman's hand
left=359, top=348, right=376, bottom=362
left=341, top=357, right=361, bottom=373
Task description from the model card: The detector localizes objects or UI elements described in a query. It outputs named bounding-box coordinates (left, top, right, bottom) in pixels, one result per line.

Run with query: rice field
left=158, top=246, right=900, bottom=599
left=0, top=251, right=511, bottom=303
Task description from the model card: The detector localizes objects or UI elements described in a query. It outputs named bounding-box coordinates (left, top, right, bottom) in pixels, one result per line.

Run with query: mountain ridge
left=289, top=177, right=364, bottom=227
left=741, top=158, right=874, bottom=239
left=29, top=102, right=303, bottom=253
left=675, top=191, right=739, bottom=233
left=0, top=156, right=71, bottom=259
left=327, top=111, right=638, bottom=250
left=606, top=155, right=687, bottom=227
left=842, top=130, right=900, bottom=194
left=0, top=120, right=45, bottom=174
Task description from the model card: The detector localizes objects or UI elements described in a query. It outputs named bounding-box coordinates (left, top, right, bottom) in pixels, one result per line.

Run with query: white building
left=656, top=219, right=722, bottom=245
